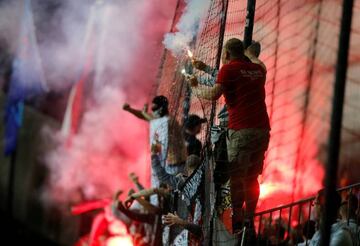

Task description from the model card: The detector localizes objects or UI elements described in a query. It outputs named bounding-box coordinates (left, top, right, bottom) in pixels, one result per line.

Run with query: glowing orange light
left=187, top=49, right=193, bottom=58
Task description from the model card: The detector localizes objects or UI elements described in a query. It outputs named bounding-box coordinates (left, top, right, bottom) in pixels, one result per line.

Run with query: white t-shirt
left=149, top=116, right=169, bottom=190
left=149, top=116, right=187, bottom=205
left=307, top=223, right=353, bottom=246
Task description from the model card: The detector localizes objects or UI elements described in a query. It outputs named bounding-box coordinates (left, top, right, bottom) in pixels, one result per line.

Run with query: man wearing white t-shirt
left=123, top=95, right=187, bottom=204
left=305, top=190, right=353, bottom=246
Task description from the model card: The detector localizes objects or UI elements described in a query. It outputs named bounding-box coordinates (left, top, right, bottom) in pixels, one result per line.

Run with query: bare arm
left=124, top=187, right=169, bottom=208
left=128, top=187, right=169, bottom=200
left=130, top=187, right=157, bottom=199
left=151, top=154, right=181, bottom=189
left=116, top=202, right=156, bottom=224
left=134, top=182, right=145, bottom=191
left=134, top=197, right=161, bottom=214
left=245, top=50, right=267, bottom=72
left=129, top=172, right=145, bottom=191
left=191, top=59, right=218, bottom=86
left=190, top=81, right=223, bottom=101
left=163, top=213, right=203, bottom=238
left=192, top=59, right=218, bottom=77
left=123, top=103, right=154, bottom=121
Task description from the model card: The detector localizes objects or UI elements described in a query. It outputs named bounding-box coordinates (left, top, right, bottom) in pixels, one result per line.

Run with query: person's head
left=339, top=193, right=358, bottom=220
left=248, top=40, right=261, bottom=58
left=184, top=114, right=207, bottom=135
left=151, top=95, right=169, bottom=117
left=221, top=38, right=244, bottom=64
left=184, top=155, right=201, bottom=176
left=313, top=189, right=341, bottom=223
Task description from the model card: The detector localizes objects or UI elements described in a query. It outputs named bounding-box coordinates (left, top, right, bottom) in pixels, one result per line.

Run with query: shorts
left=227, top=128, right=270, bottom=177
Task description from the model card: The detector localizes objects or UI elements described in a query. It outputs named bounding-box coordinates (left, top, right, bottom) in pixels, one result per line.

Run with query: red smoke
left=45, top=0, right=179, bottom=204
left=223, top=0, right=330, bottom=212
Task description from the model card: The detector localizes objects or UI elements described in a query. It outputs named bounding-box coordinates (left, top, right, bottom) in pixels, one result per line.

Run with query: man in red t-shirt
left=187, top=38, right=270, bottom=233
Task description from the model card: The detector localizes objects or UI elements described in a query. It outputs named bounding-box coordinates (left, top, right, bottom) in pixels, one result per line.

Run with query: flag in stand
left=61, top=1, right=105, bottom=147
left=60, top=3, right=102, bottom=146
left=4, top=0, right=47, bottom=156
left=60, top=74, right=87, bottom=146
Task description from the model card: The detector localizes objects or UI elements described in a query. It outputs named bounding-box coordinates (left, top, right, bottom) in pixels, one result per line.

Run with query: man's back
left=216, top=59, right=270, bottom=130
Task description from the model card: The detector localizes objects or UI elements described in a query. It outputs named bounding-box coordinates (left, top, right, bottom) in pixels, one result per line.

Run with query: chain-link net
left=152, top=0, right=359, bottom=245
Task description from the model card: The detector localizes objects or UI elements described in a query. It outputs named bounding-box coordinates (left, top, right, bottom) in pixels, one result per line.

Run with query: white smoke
left=37, top=0, right=153, bottom=92
left=163, top=0, right=211, bottom=56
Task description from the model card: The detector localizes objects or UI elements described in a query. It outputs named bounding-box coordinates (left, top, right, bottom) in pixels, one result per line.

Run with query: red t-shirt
left=216, top=59, right=270, bottom=130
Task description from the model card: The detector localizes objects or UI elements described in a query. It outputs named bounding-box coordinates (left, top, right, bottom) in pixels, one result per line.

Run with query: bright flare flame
left=181, top=68, right=186, bottom=74
left=187, top=49, right=193, bottom=58
left=106, top=236, right=133, bottom=246
left=259, top=182, right=281, bottom=199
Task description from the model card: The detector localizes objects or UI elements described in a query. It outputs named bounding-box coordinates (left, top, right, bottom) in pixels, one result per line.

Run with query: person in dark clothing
left=114, top=184, right=171, bottom=246
left=184, top=114, right=206, bottom=157
left=150, top=143, right=204, bottom=245
left=122, top=143, right=203, bottom=245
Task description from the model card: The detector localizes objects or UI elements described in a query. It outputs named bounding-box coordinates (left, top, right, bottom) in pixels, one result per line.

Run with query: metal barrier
left=247, top=182, right=360, bottom=246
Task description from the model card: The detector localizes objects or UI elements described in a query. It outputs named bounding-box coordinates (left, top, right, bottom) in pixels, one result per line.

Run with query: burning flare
left=181, top=68, right=191, bottom=77
left=187, top=49, right=193, bottom=58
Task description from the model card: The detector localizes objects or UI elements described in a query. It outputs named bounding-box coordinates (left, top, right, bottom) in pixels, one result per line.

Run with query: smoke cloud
left=40, top=0, right=177, bottom=203
left=0, top=0, right=177, bottom=204
left=163, top=0, right=211, bottom=56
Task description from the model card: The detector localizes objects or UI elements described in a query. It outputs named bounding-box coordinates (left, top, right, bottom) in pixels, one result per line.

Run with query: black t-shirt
left=184, top=134, right=202, bottom=157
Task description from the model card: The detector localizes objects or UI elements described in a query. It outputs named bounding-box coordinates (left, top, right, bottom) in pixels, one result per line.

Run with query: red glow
left=44, top=0, right=179, bottom=205
left=70, top=199, right=111, bottom=215
left=74, top=204, right=134, bottom=246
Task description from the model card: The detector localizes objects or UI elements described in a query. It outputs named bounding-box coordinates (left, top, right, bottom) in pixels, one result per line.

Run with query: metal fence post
left=320, top=0, right=354, bottom=245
